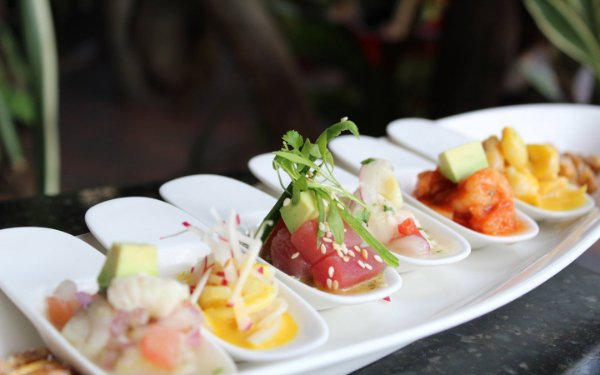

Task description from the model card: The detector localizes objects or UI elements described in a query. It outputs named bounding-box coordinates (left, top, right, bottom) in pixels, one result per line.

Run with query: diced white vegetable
left=359, top=159, right=403, bottom=209
left=108, top=274, right=189, bottom=319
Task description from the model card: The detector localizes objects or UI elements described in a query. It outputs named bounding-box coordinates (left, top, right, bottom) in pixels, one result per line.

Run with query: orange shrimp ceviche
left=414, top=168, right=520, bottom=235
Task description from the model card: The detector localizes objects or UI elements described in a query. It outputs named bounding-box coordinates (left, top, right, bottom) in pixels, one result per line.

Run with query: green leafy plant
left=258, top=118, right=399, bottom=267
left=525, top=0, right=600, bottom=85
left=0, top=0, right=59, bottom=195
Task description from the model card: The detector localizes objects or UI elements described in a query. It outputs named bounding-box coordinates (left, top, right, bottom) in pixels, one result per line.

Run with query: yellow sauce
left=204, top=311, right=297, bottom=349
left=197, top=264, right=298, bottom=349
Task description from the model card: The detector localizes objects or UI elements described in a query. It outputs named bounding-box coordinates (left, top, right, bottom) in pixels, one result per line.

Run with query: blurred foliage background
left=0, top=0, right=597, bottom=200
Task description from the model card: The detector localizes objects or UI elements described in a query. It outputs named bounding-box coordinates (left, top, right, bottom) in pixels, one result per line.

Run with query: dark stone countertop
left=0, top=177, right=599, bottom=375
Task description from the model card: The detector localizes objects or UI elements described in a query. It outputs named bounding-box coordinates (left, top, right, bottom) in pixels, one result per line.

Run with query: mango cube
left=500, top=127, right=528, bottom=170
left=528, top=144, right=559, bottom=181
left=504, top=166, right=540, bottom=206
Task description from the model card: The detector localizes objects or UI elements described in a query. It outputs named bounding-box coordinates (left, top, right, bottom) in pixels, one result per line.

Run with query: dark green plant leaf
left=525, top=0, right=600, bottom=79
left=0, top=89, right=26, bottom=170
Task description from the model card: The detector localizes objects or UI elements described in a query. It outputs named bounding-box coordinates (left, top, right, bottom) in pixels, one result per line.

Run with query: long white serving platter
left=1, top=104, right=600, bottom=375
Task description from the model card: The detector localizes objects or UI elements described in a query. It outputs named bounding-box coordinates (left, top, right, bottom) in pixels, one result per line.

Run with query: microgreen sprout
left=258, top=118, right=399, bottom=267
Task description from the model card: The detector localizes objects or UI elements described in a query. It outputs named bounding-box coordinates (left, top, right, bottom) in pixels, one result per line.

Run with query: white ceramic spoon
left=0, top=227, right=235, bottom=375
left=86, top=197, right=211, bottom=277
left=85, top=196, right=329, bottom=361
left=248, top=153, right=471, bottom=268
left=159, top=174, right=404, bottom=309
left=386, top=118, right=596, bottom=221
left=329, top=135, right=540, bottom=248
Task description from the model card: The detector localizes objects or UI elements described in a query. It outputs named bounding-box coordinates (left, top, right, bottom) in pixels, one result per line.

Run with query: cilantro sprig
left=258, top=118, right=399, bottom=267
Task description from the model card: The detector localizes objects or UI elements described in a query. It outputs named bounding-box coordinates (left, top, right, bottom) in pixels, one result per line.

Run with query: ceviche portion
left=46, top=243, right=235, bottom=375
left=355, top=158, right=438, bottom=257
left=0, top=348, right=72, bottom=375
left=414, top=141, right=521, bottom=236
left=483, top=127, right=587, bottom=211
left=182, top=211, right=298, bottom=350
left=259, top=119, right=401, bottom=295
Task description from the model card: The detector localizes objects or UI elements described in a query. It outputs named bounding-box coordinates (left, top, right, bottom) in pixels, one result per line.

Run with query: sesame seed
left=362, top=249, right=369, bottom=260
left=291, top=252, right=300, bottom=259
left=319, top=222, right=326, bottom=231
left=283, top=198, right=291, bottom=207
left=328, top=266, right=335, bottom=278
left=322, top=237, right=333, bottom=243
left=333, top=242, right=341, bottom=251
left=320, top=243, right=327, bottom=254
left=341, top=243, right=349, bottom=254
left=333, top=280, right=339, bottom=290
left=343, top=256, right=350, bottom=262
left=354, top=245, right=361, bottom=252
left=365, top=263, right=373, bottom=270
left=348, top=250, right=356, bottom=257
left=326, top=278, right=333, bottom=289
left=358, top=260, right=365, bottom=268
left=336, top=249, right=344, bottom=258
left=374, top=255, right=383, bottom=263
left=343, top=228, right=347, bottom=233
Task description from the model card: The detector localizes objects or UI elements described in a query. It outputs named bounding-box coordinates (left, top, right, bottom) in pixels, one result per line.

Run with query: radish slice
left=388, top=235, right=431, bottom=256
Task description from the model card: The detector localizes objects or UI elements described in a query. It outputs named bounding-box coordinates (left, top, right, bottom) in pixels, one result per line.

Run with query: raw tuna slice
left=268, top=220, right=311, bottom=279
left=310, top=246, right=385, bottom=290
left=290, top=220, right=362, bottom=265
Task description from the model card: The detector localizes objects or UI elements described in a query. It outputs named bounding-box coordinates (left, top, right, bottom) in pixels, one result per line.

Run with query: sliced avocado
left=438, top=141, right=489, bottom=183
left=97, top=243, right=158, bottom=289
left=280, top=191, right=319, bottom=233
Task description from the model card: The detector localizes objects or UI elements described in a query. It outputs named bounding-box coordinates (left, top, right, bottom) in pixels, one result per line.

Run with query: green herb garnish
left=361, top=157, right=376, bottom=165
left=383, top=204, right=394, bottom=213
left=258, top=118, right=399, bottom=267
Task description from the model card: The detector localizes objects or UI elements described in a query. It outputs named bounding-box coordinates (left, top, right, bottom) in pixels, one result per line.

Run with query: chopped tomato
left=397, top=218, right=422, bottom=238
left=47, top=296, right=80, bottom=330
left=140, top=324, right=181, bottom=369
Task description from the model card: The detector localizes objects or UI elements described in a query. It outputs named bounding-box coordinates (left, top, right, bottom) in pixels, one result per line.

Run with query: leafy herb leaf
left=282, top=130, right=303, bottom=149
left=327, top=202, right=344, bottom=244
left=361, top=158, right=376, bottom=165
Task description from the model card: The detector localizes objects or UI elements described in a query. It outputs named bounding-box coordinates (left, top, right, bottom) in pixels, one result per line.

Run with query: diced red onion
left=75, top=291, right=94, bottom=309
left=110, top=310, right=130, bottom=336
left=186, top=328, right=202, bottom=347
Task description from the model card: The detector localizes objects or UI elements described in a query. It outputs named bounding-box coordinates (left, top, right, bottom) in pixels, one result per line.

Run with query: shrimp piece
left=413, top=169, right=455, bottom=205
left=108, top=274, right=189, bottom=319
left=451, top=168, right=517, bottom=235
